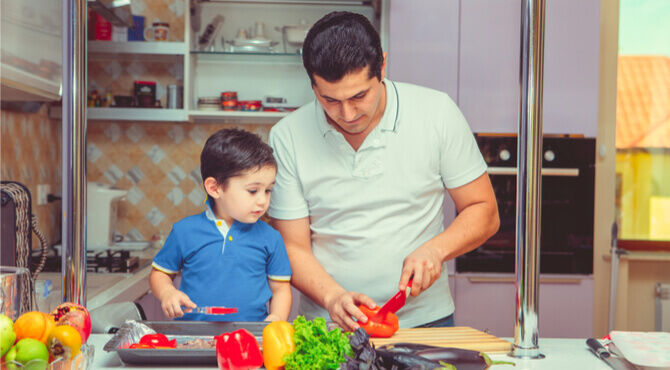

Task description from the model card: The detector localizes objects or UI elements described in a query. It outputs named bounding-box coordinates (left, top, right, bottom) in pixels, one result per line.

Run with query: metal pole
left=512, top=0, right=546, bottom=359
left=61, top=0, right=88, bottom=305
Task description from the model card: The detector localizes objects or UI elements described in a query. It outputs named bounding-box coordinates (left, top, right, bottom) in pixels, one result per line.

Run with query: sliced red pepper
left=139, top=333, right=177, bottom=348
left=358, top=305, right=400, bottom=338
left=129, top=343, right=153, bottom=349
left=215, top=328, right=263, bottom=370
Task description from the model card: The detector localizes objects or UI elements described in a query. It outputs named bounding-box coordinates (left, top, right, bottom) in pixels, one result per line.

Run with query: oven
left=455, top=135, right=596, bottom=274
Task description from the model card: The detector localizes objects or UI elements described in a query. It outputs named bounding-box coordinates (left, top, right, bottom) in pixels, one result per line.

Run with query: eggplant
left=378, top=343, right=515, bottom=370
left=375, top=348, right=444, bottom=369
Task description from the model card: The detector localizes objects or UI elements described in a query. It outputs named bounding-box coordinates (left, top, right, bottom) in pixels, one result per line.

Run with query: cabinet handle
left=467, top=276, right=582, bottom=284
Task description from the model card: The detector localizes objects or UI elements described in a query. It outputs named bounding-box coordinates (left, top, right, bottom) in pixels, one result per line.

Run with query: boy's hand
left=160, top=288, right=196, bottom=318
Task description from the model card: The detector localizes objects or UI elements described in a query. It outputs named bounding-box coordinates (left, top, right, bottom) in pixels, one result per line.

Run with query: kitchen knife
left=370, top=279, right=413, bottom=321
left=586, top=338, right=638, bottom=370
left=185, top=306, right=238, bottom=315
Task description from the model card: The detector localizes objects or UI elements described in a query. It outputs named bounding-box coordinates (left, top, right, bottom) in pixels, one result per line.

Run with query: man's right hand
left=159, top=288, right=197, bottom=319
left=324, top=290, right=377, bottom=332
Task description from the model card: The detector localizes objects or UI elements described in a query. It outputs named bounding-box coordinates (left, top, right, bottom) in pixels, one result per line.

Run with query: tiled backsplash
left=1, top=105, right=62, bottom=249
left=87, top=121, right=272, bottom=242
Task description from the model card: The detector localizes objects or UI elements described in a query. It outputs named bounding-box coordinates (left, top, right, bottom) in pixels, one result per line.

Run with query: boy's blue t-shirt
left=152, top=205, right=292, bottom=321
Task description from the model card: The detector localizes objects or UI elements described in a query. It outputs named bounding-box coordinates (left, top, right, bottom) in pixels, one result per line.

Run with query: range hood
left=88, top=0, right=133, bottom=28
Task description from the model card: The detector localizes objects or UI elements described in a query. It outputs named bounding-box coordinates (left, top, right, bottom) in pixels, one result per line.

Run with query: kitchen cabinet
left=388, top=0, right=600, bottom=136
left=187, top=0, right=386, bottom=124
left=452, top=273, right=594, bottom=338
left=87, top=0, right=386, bottom=123
left=1, top=0, right=62, bottom=101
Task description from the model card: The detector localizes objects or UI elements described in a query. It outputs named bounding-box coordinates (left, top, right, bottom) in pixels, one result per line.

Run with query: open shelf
left=89, top=41, right=187, bottom=55
left=88, top=107, right=188, bottom=122
left=189, top=110, right=289, bottom=124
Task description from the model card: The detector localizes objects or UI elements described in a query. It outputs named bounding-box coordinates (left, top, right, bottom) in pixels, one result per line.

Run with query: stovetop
left=32, top=247, right=140, bottom=273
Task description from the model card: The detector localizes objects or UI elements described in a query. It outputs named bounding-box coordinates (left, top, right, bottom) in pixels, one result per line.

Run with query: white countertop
left=35, top=248, right=159, bottom=312
left=87, top=334, right=610, bottom=369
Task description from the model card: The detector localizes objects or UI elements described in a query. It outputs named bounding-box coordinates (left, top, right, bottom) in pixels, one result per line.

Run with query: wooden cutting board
left=370, top=326, right=512, bottom=354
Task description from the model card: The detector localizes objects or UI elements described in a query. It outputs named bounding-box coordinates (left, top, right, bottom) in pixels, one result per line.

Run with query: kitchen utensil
left=144, top=22, right=170, bottom=42
left=276, top=19, right=310, bottom=53
left=609, top=331, right=670, bottom=368
left=87, top=182, right=127, bottom=250
left=190, top=306, right=238, bottom=315
left=167, top=85, right=183, bottom=109
left=370, top=326, right=512, bottom=354
left=371, top=279, right=413, bottom=321
left=0, top=266, right=32, bottom=320
left=586, top=338, right=638, bottom=370
left=104, top=321, right=268, bottom=365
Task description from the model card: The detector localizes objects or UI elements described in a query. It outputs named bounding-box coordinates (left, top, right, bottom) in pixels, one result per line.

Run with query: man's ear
left=380, top=52, right=387, bottom=80
left=204, top=177, right=222, bottom=199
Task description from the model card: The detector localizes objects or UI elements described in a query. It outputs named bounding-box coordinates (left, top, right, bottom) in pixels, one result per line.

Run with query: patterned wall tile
left=87, top=121, right=274, bottom=241
left=1, top=105, right=62, bottom=250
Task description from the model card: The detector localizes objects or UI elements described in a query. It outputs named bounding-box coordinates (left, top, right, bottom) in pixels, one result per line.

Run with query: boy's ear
left=204, top=177, right=222, bottom=198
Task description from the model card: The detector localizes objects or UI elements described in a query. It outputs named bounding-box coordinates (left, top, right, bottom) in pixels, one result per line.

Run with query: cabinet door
left=453, top=274, right=594, bottom=338
left=387, top=0, right=459, bottom=100
left=458, top=0, right=600, bottom=136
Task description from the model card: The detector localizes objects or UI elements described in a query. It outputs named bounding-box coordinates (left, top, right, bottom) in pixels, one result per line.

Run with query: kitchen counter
left=86, top=334, right=610, bottom=369
left=34, top=247, right=159, bottom=312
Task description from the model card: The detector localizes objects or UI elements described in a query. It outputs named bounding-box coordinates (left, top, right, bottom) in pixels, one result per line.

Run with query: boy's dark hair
left=200, top=128, right=276, bottom=189
left=302, top=11, right=383, bottom=85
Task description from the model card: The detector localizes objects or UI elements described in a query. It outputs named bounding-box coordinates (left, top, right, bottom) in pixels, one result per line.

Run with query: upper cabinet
left=1, top=0, right=62, bottom=101
left=388, top=0, right=601, bottom=137
left=86, top=0, right=386, bottom=124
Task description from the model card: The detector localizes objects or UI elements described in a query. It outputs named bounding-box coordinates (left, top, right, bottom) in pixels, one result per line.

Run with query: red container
left=134, top=80, right=157, bottom=107
left=238, top=100, right=262, bottom=112
left=221, top=91, right=238, bottom=111
left=94, top=13, right=112, bottom=41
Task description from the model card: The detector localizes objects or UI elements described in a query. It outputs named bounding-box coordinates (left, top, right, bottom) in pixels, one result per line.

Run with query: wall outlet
left=36, top=184, right=50, bottom=205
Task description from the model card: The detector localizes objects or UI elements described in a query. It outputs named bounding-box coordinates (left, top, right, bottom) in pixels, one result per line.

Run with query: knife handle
left=586, top=338, right=610, bottom=358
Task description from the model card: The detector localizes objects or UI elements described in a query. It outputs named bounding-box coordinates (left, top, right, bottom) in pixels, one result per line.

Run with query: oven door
left=456, top=165, right=594, bottom=274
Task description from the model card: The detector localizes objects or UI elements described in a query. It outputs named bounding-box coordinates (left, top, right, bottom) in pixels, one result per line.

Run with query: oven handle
left=487, top=167, right=580, bottom=177
left=468, top=276, right=582, bottom=284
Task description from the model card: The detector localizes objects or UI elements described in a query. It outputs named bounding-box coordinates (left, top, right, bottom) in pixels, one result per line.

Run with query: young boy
left=149, top=128, right=292, bottom=321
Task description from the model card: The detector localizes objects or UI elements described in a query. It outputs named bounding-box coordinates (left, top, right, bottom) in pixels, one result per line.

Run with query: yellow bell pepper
left=262, top=321, right=295, bottom=370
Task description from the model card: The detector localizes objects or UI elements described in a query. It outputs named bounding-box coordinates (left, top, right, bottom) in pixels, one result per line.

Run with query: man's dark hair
left=200, top=128, right=276, bottom=189
left=302, top=11, right=383, bottom=85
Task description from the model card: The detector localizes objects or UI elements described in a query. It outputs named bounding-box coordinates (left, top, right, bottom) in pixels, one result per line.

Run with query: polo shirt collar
left=204, top=198, right=253, bottom=232
left=315, top=78, right=399, bottom=137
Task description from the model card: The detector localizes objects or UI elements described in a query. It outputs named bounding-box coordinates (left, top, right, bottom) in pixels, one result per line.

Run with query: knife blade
left=184, top=306, right=238, bottom=315
left=586, top=338, right=638, bottom=370
left=370, top=279, right=413, bottom=321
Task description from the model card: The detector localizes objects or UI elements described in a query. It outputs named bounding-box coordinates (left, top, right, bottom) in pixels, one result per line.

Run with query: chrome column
left=512, top=0, right=546, bottom=359
left=61, top=0, right=88, bottom=305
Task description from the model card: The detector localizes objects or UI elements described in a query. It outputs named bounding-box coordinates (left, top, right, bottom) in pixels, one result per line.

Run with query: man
left=268, top=11, right=499, bottom=330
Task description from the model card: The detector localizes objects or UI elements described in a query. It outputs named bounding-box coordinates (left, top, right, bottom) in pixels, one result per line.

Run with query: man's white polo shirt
left=268, top=79, right=487, bottom=327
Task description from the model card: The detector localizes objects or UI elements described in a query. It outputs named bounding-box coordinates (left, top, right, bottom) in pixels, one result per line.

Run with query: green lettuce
left=284, top=316, right=353, bottom=369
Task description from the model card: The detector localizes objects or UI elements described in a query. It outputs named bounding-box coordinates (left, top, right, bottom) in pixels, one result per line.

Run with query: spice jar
left=221, top=91, right=238, bottom=111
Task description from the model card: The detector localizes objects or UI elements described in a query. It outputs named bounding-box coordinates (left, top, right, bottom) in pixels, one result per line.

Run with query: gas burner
left=33, top=248, right=140, bottom=273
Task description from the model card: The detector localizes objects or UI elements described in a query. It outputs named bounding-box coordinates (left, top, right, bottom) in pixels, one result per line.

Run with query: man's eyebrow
left=320, top=88, right=370, bottom=102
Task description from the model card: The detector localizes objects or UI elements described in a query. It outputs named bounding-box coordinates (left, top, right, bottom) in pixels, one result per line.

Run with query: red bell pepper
left=138, top=333, right=177, bottom=348
left=357, top=305, right=400, bottom=338
left=215, top=328, right=263, bottom=370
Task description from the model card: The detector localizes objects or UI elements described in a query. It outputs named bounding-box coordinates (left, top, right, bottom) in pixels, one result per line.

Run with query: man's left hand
left=399, top=242, right=444, bottom=296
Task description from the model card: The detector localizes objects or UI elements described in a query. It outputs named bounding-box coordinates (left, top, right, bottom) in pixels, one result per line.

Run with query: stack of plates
left=197, top=97, right=220, bottom=111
